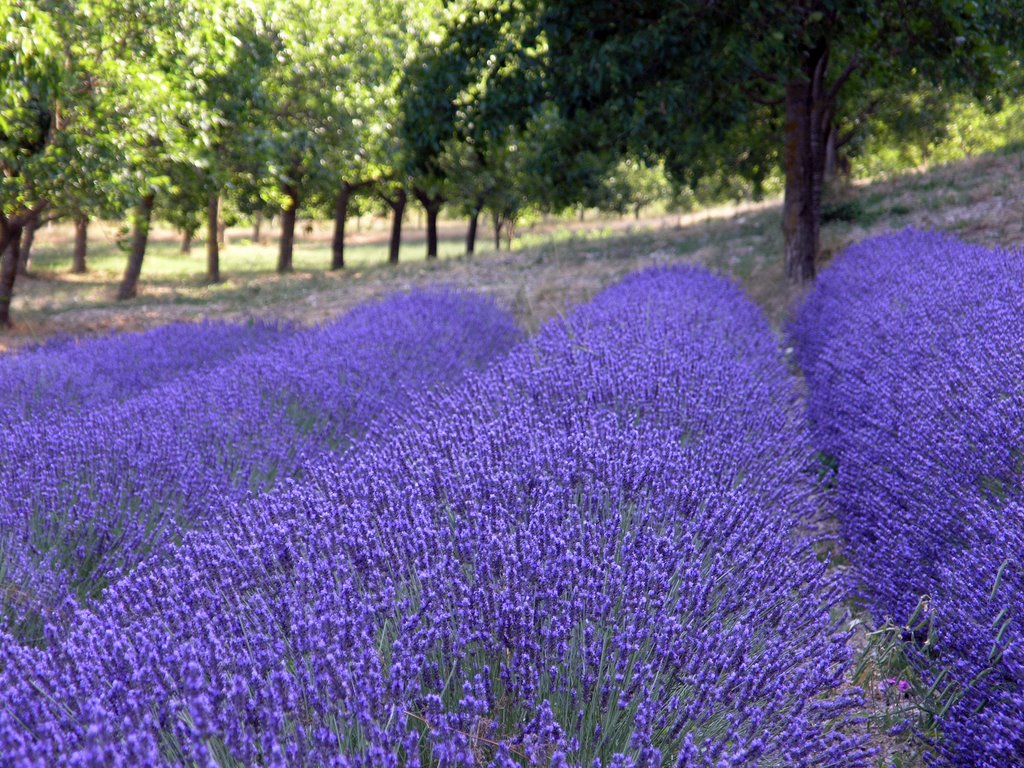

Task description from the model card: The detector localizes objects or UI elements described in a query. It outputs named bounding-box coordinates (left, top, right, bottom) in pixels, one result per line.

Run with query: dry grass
left=4, top=147, right=1022, bottom=350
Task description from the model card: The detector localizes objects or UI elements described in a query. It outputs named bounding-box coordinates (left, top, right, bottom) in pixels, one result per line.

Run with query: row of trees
left=3, top=0, right=1022, bottom=326
left=2, top=0, right=677, bottom=327
left=1, top=0, right=436, bottom=326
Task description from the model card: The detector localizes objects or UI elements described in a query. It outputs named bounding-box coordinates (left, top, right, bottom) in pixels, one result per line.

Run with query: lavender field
left=0, top=233, right=1021, bottom=766
left=790, top=230, right=1024, bottom=764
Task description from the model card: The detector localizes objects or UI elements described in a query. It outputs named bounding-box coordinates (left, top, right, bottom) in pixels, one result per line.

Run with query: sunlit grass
left=28, top=230, right=471, bottom=279
left=11, top=222, right=486, bottom=331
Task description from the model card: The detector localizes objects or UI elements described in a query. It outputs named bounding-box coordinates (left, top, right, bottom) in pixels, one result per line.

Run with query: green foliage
left=4, top=0, right=1023, bottom=304
left=236, top=0, right=444, bottom=218
left=402, top=0, right=561, bottom=226
left=855, top=91, right=1024, bottom=178
left=504, top=0, right=1024, bottom=204
left=822, top=199, right=871, bottom=224
left=1, top=0, right=235, bottom=224
left=1, top=0, right=68, bottom=219
left=239, top=0, right=350, bottom=207
left=0, top=1, right=61, bottom=154
left=596, top=159, right=672, bottom=217
left=853, top=597, right=960, bottom=766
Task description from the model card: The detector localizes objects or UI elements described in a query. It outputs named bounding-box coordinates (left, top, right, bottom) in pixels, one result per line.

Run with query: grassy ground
left=5, top=146, right=1023, bottom=349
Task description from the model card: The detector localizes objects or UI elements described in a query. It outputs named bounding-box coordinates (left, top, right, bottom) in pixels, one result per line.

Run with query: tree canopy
left=494, top=0, right=1024, bottom=278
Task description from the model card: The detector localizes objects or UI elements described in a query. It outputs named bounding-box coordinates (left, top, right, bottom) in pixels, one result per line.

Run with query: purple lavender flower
left=0, top=267, right=868, bottom=765
left=791, top=228, right=1024, bottom=765
left=0, top=290, right=519, bottom=642
left=0, top=320, right=292, bottom=427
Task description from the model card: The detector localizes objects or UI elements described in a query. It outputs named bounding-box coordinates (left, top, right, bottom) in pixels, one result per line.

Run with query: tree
left=243, top=0, right=391, bottom=274
left=319, top=0, right=429, bottom=270
left=1, top=0, right=235, bottom=313
left=106, top=0, right=233, bottom=299
left=350, top=0, right=448, bottom=266
left=527, top=0, right=1023, bottom=281
left=160, top=171, right=206, bottom=256
left=438, top=138, right=487, bottom=254
left=482, top=131, right=530, bottom=250
left=378, top=182, right=408, bottom=265
left=409, top=0, right=548, bottom=257
left=72, top=216, right=88, bottom=274
left=16, top=206, right=47, bottom=275
left=600, top=159, right=672, bottom=220
left=190, top=0, right=284, bottom=284
left=400, top=14, right=461, bottom=261
left=0, top=0, right=63, bottom=325
left=0, top=0, right=132, bottom=319
left=206, top=193, right=220, bottom=282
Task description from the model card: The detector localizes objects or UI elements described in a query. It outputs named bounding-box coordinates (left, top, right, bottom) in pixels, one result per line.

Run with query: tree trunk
left=782, top=48, right=830, bottom=284
left=278, top=185, right=298, bottom=273
left=331, top=185, right=351, bottom=270
left=466, top=206, right=480, bottom=256
left=216, top=195, right=226, bottom=247
left=253, top=213, right=262, bottom=244
left=493, top=211, right=501, bottom=251
left=413, top=188, right=444, bottom=260
left=824, top=124, right=838, bottom=182
left=0, top=227, right=23, bottom=327
left=634, top=204, right=642, bottom=221
left=426, top=206, right=439, bottom=259
left=180, top=230, right=192, bottom=254
left=384, top=189, right=406, bottom=265
left=72, top=216, right=88, bottom=273
left=207, top=192, right=220, bottom=282
left=17, top=214, right=38, bottom=276
left=118, top=192, right=155, bottom=300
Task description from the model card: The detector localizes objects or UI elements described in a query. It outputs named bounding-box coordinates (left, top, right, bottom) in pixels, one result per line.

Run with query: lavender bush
left=0, top=321, right=292, bottom=428
left=0, top=267, right=868, bottom=766
left=790, top=229, right=1024, bottom=765
left=0, top=290, right=519, bottom=642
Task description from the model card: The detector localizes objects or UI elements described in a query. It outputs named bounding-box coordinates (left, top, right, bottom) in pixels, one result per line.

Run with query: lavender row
left=0, top=267, right=868, bottom=766
left=0, top=290, right=519, bottom=643
left=790, top=229, right=1024, bottom=765
left=0, top=321, right=294, bottom=428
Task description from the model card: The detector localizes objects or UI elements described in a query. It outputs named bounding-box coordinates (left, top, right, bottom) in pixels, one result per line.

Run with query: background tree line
left=2, top=0, right=1021, bottom=326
